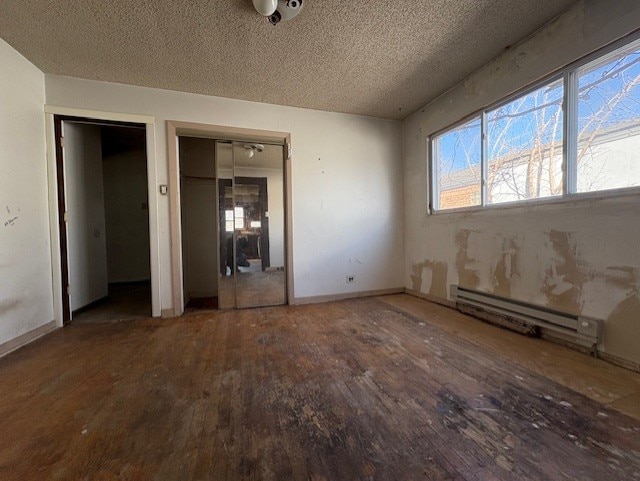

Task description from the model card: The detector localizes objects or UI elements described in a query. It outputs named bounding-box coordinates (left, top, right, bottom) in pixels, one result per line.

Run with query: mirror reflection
left=232, top=142, right=286, bottom=308
left=213, top=141, right=286, bottom=309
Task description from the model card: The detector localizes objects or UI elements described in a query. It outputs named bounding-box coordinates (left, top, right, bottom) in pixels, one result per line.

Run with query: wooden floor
left=1, top=294, right=639, bottom=480
left=72, top=282, right=151, bottom=324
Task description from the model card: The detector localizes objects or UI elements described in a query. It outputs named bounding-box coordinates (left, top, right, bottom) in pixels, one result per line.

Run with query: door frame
left=45, top=106, right=161, bottom=326
left=52, top=117, right=71, bottom=324
left=167, top=121, right=293, bottom=316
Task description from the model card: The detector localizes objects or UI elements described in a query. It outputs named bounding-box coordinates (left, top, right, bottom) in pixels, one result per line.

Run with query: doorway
left=54, top=116, right=152, bottom=324
left=174, top=127, right=291, bottom=313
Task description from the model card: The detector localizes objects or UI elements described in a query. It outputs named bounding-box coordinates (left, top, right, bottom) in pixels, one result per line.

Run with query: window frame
left=429, top=30, right=640, bottom=214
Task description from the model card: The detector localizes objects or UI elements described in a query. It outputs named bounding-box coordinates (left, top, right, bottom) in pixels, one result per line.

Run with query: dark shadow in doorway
left=73, top=281, right=151, bottom=323
left=185, top=297, right=219, bottom=312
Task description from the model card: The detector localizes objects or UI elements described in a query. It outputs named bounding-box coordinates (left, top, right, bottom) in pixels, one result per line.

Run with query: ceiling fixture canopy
left=253, top=0, right=304, bottom=25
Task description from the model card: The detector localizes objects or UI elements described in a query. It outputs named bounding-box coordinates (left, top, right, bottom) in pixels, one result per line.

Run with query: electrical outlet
left=346, top=275, right=356, bottom=284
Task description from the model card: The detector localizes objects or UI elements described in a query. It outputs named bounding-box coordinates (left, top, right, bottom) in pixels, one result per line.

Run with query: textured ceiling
left=0, top=0, right=577, bottom=120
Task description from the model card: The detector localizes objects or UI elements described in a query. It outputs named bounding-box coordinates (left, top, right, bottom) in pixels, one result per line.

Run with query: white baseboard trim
left=0, top=320, right=57, bottom=358
left=404, top=288, right=456, bottom=308
left=291, top=287, right=405, bottom=306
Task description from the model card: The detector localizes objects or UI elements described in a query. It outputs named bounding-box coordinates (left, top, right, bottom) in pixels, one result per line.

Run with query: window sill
left=429, top=186, right=640, bottom=216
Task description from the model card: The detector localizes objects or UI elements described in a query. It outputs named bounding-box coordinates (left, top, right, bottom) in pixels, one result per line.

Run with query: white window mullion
left=429, top=137, right=438, bottom=212
left=564, top=70, right=578, bottom=195
left=481, top=111, right=488, bottom=206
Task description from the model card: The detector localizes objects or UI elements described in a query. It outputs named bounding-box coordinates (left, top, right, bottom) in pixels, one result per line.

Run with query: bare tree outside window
left=486, top=79, right=564, bottom=204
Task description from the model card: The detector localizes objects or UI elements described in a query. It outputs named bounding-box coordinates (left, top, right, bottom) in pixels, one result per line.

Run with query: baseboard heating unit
left=450, top=285, right=602, bottom=352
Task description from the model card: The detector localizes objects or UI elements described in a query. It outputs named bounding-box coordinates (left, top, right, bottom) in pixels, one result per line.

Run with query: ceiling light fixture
left=253, top=0, right=304, bottom=25
left=252, top=0, right=277, bottom=16
left=244, top=143, right=264, bottom=158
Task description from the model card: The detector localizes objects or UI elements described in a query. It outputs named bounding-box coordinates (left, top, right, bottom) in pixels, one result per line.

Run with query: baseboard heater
left=450, top=285, right=602, bottom=351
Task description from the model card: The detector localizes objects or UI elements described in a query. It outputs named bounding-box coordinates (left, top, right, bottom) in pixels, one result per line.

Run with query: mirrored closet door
left=216, top=140, right=286, bottom=309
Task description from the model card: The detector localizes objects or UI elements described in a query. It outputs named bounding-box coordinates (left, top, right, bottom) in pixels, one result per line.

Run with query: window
left=430, top=36, right=640, bottom=212
left=225, top=210, right=234, bottom=233
left=487, top=79, right=564, bottom=204
left=225, top=207, right=246, bottom=231
left=432, top=116, right=481, bottom=210
left=234, top=207, right=245, bottom=230
left=576, top=42, right=640, bottom=193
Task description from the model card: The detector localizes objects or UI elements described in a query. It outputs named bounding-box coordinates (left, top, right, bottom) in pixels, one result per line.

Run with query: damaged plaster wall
left=0, top=39, right=53, bottom=347
left=403, top=0, right=640, bottom=364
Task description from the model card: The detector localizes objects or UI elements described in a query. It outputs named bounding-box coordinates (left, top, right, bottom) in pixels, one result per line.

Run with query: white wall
left=102, top=148, right=151, bottom=283
left=64, top=123, right=108, bottom=311
left=0, top=39, right=53, bottom=346
left=403, top=0, right=640, bottom=364
left=45, top=76, right=405, bottom=303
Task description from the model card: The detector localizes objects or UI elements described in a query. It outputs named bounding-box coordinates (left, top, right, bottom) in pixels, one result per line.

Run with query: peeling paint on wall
left=492, top=237, right=519, bottom=298
left=411, top=260, right=448, bottom=299
left=455, top=230, right=480, bottom=289
left=410, top=263, right=422, bottom=292
left=603, top=265, right=637, bottom=290
left=543, top=230, right=592, bottom=315
left=604, top=266, right=640, bottom=364
left=428, top=261, right=448, bottom=299
left=606, top=295, right=640, bottom=364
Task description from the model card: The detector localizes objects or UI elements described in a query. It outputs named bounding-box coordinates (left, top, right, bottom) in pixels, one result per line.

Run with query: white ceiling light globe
left=253, top=0, right=277, bottom=16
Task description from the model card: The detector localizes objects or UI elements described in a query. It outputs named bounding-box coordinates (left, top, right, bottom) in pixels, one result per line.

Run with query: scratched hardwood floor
left=0, top=295, right=639, bottom=480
